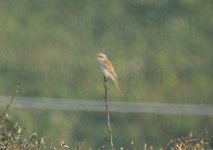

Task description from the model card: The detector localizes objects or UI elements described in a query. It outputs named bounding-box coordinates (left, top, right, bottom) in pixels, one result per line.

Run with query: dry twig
left=0, top=85, right=19, bottom=119
left=103, top=76, right=114, bottom=150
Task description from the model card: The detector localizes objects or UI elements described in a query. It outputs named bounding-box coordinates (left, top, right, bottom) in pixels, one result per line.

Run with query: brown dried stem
left=103, top=76, right=114, bottom=150
left=1, top=85, right=19, bottom=118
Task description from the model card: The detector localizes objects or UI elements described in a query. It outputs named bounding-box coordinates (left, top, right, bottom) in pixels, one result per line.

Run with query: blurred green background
left=0, top=0, right=212, bottom=149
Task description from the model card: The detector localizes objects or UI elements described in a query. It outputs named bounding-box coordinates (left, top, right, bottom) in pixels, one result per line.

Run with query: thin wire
left=0, top=97, right=213, bottom=116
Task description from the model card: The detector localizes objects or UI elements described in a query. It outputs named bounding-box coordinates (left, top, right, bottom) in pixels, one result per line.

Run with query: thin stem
left=103, top=76, right=114, bottom=150
left=1, top=85, right=19, bottom=118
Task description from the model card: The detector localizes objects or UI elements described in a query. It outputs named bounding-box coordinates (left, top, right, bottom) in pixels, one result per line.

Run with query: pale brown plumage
left=96, top=53, right=123, bottom=95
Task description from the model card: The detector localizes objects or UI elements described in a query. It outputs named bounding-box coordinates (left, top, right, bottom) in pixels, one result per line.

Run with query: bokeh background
left=0, top=0, right=212, bottom=149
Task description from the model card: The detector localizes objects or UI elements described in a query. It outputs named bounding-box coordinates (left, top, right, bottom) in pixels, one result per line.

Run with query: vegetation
left=0, top=0, right=212, bottom=149
left=0, top=113, right=70, bottom=149
left=0, top=100, right=212, bottom=149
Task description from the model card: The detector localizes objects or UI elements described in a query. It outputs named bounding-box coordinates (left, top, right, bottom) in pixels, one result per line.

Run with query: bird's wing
left=104, top=59, right=118, bottom=79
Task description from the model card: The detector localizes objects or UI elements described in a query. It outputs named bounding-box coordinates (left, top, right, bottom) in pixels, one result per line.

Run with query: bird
left=96, top=52, right=123, bottom=95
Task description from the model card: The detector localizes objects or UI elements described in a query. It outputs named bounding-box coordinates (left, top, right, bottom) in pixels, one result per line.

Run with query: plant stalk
left=103, top=76, right=114, bottom=150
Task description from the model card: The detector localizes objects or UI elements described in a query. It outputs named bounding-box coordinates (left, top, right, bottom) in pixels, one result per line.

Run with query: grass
left=0, top=93, right=212, bottom=150
left=0, top=111, right=211, bottom=150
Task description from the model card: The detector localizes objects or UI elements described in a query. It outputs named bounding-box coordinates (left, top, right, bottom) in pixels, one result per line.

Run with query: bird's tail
left=113, top=77, right=123, bottom=95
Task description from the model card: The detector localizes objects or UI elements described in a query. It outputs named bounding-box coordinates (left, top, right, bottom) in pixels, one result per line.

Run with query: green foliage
left=0, top=111, right=212, bottom=149
left=0, top=0, right=212, bottom=102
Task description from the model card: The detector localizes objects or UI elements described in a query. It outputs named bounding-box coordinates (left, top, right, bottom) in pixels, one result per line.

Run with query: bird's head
left=96, top=53, right=107, bottom=63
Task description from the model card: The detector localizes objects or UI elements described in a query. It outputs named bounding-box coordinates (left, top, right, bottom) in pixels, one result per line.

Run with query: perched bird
left=96, top=52, right=123, bottom=95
